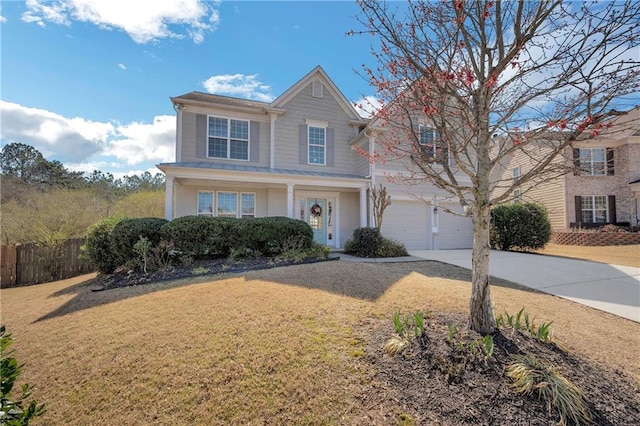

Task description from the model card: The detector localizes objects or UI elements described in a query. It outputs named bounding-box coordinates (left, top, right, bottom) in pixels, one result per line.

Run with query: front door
left=307, top=199, right=327, bottom=245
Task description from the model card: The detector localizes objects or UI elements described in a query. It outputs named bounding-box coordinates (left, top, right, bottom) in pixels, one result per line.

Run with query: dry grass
left=1, top=260, right=639, bottom=425
left=536, top=243, right=640, bottom=267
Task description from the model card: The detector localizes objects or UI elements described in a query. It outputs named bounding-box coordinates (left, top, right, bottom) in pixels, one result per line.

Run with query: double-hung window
left=578, top=148, right=605, bottom=176
left=419, top=125, right=448, bottom=165
left=208, top=116, right=249, bottom=160
left=308, top=126, right=326, bottom=165
left=197, top=191, right=255, bottom=218
left=581, top=195, right=607, bottom=223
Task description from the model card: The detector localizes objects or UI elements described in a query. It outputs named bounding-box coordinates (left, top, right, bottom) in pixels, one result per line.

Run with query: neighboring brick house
left=159, top=66, right=474, bottom=250
left=499, top=107, right=640, bottom=230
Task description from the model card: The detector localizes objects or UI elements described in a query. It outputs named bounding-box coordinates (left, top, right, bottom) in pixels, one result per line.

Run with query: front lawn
left=2, top=261, right=638, bottom=424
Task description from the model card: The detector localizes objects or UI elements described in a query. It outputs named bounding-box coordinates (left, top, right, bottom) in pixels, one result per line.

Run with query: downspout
left=270, top=113, right=276, bottom=169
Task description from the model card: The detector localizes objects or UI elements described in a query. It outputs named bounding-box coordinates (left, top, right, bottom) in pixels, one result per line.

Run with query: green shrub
left=235, top=217, right=313, bottom=257
left=110, top=217, right=168, bottom=269
left=490, top=203, right=551, bottom=251
left=161, top=216, right=239, bottom=258
left=344, top=227, right=408, bottom=258
left=376, top=237, right=409, bottom=257
left=344, top=227, right=383, bottom=258
left=1, top=325, right=46, bottom=425
left=81, top=216, right=126, bottom=274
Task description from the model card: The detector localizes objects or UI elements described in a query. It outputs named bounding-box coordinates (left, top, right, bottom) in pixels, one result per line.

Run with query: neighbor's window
left=579, top=148, right=605, bottom=176
left=208, top=116, right=249, bottom=160
left=581, top=195, right=607, bottom=223
left=217, top=192, right=238, bottom=217
left=197, top=191, right=214, bottom=215
left=512, top=166, right=521, bottom=185
left=308, top=126, right=326, bottom=165
left=513, top=189, right=522, bottom=204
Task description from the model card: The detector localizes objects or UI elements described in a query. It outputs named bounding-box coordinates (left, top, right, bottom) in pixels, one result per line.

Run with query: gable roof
left=270, top=65, right=365, bottom=122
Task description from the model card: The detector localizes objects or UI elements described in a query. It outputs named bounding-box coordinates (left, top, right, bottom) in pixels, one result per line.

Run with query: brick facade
left=552, top=231, right=640, bottom=246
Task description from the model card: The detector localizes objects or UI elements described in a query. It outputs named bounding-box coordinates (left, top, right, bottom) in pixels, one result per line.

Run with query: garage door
left=382, top=201, right=431, bottom=250
left=436, top=203, right=473, bottom=249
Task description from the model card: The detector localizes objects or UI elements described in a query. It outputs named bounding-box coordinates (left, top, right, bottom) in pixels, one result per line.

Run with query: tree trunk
left=469, top=204, right=496, bottom=334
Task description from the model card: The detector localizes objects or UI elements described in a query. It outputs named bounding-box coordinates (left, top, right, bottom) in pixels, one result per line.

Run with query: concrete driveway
left=410, top=250, right=640, bottom=323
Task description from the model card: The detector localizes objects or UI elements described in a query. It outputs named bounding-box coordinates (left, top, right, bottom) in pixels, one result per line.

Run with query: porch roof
left=158, top=162, right=368, bottom=181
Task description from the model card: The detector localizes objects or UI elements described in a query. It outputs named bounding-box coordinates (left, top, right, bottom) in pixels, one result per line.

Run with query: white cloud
left=22, top=0, right=220, bottom=44
left=0, top=15, right=6, bottom=24
left=353, top=96, right=382, bottom=118
left=0, top=101, right=175, bottom=172
left=118, top=63, right=126, bottom=70
left=202, top=74, right=275, bottom=102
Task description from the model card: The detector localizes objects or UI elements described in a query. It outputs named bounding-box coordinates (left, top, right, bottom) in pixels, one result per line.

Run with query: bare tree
left=352, top=0, right=640, bottom=333
left=371, top=184, right=392, bottom=230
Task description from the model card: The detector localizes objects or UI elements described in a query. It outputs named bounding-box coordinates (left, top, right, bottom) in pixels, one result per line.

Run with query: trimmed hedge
left=236, top=216, right=314, bottom=256
left=490, top=203, right=551, bottom=251
left=160, top=215, right=239, bottom=258
left=345, top=227, right=408, bottom=258
left=82, top=216, right=127, bottom=273
left=110, top=217, right=169, bottom=267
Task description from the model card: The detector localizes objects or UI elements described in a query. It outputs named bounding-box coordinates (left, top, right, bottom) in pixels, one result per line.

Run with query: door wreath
left=310, top=203, right=322, bottom=218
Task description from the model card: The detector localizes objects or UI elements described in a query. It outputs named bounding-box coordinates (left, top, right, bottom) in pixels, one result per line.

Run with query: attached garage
left=435, top=203, right=473, bottom=249
left=382, top=201, right=431, bottom=250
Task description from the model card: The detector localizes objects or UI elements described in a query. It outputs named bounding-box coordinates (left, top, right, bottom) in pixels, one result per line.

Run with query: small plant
left=447, top=323, right=459, bottom=345
left=150, top=240, right=174, bottom=271
left=496, top=307, right=554, bottom=343
left=191, top=266, right=210, bottom=275
left=133, top=236, right=153, bottom=273
left=0, top=326, right=46, bottom=425
left=507, top=354, right=592, bottom=425
left=385, top=310, right=429, bottom=355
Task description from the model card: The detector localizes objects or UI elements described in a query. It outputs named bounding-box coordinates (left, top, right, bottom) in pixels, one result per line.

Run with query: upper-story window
left=512, top=166, right=521, bottom=184
left=579, top=148, right=605, bottom=175
left=208, top=116, right=249, bottom=160
left=419, top=125, right=449, bottom=165
left=308, top=126, right=326, bottom=165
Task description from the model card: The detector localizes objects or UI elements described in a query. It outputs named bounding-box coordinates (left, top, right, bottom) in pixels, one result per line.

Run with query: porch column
left=164, top=176, right=174, bottom=221
left=360, top=185, right=368, bottom=227
left=286, top=183, right=294, bottom=218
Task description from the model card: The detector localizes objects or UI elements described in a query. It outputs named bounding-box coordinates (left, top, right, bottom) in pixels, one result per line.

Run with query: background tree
left=353, top=0, right=639, bottom=333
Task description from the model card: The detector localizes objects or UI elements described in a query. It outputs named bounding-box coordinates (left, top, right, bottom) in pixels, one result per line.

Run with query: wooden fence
left=0, top=238, right=94, bottom=288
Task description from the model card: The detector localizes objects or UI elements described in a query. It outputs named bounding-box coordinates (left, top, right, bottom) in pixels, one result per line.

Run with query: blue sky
left=1, top=0, right=378, bottom=177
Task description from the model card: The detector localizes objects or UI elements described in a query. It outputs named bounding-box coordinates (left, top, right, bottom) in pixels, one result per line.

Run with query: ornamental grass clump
left=507, top=354, right=592, bottom=426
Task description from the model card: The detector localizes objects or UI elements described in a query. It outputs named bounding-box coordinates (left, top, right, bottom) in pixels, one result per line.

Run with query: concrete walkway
left=339, top=250, right=640, bottom=323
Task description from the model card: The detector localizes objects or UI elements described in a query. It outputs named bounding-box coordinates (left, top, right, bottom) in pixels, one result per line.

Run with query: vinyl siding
left=274, top=82, right=362, bottom=174
left=338, top=192, right=360, bottom=247
left=174, top=185, right=268, bottom=218
left=180, top=110, right=271, bottom=167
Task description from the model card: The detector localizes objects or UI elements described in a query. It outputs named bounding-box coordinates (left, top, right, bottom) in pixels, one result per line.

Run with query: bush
left=344, top=227, right=408, bottom=258
left=235, top=217, right=313, bottom=256
left=490, top=203, right=551, bottom=251
left=161, top=216, right=239, bottom=258
left=81, top=216, right=126, bottom=274
left=110, top=217, right=168, bottom=269
left=1, top=325, right=46, bottom=425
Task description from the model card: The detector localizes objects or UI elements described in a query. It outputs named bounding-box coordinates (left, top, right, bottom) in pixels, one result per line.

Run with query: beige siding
left=174, top=185, right=268, bottom=218
left=179, top=110, right=271, bottom=167
left=339, top=192, right=360, bottom=247
left=274, top=82, right=362, bottom=174
left=266, top=188, right=287, bottom=216
left=495, top=143, right=567, bottom=230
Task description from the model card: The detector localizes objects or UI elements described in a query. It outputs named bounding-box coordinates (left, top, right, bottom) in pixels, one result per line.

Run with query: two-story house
left=159, top=66, right=473, bottom=250
left=498, top=107, right=640, bottom=230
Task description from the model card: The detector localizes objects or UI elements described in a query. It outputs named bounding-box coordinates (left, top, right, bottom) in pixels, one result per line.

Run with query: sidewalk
left=340, top=250, right=640, bottom=323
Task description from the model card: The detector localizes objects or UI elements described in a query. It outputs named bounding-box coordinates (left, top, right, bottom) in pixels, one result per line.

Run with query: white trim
left=305, top=118, right=329, bottom=127
left=269, top=113, right=277, bottom=169
left=307, top=124, right=327, bottom=166
left=207, top=114, right=250, bottom=162
left=359, top=186, right=368, bottom=227
left=175, top=109, right=182, bottom=162
left=165, top=176, right=174, bottom=220
left=286, top=183, right=294, bottom=218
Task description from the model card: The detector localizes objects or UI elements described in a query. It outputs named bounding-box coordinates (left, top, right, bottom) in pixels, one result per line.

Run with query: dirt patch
left=357, top=313, right=640, bottom=425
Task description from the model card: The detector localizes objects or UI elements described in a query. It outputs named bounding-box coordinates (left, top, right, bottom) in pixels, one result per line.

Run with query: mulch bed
left=91, top=256, right=339, bottom=291
left=356, top=312, right=640, bottom=425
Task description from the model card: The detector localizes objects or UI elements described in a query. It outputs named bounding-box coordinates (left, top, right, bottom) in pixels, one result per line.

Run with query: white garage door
left=382, top=201, right=431, bottom=250
left=436, top=203, right=473, bottom=249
